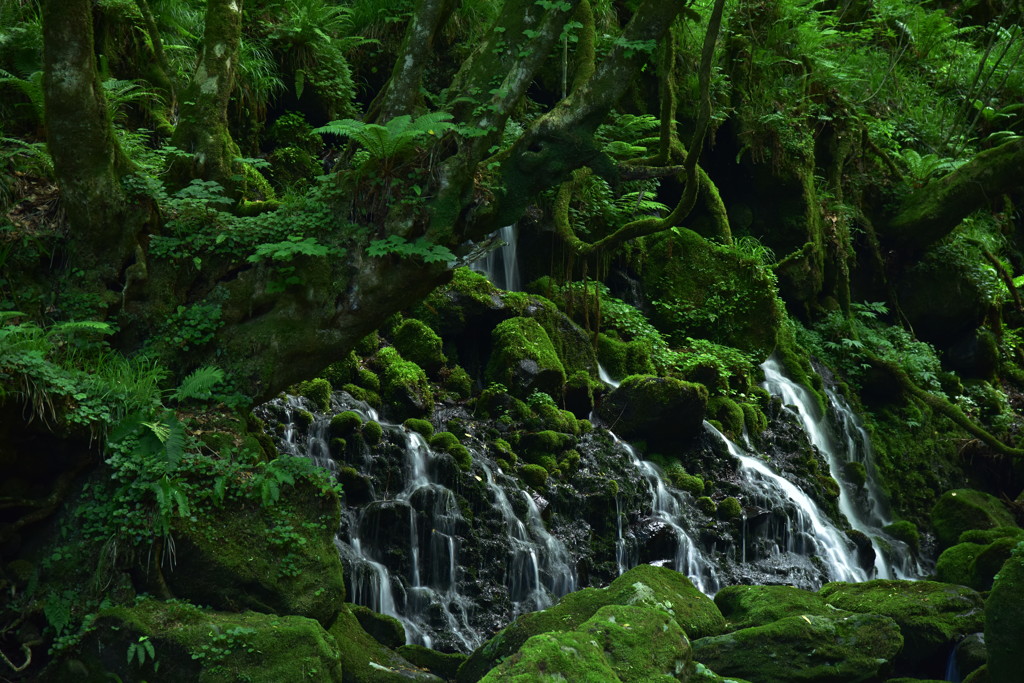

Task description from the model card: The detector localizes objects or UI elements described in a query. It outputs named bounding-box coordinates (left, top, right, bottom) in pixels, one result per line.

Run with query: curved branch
left=870, top=355, right=1024, bottom=458
left=883, top=138, right=1024, bottom=251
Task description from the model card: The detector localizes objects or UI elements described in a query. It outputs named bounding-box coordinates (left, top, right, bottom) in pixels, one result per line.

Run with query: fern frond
left=171, top=365, right=224, bottom=402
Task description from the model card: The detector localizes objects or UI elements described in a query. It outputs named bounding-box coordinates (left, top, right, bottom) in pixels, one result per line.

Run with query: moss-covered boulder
left=597, top=375, right=708, bottom=449
left=480, top=604, right=693, bottom=682
left=639, top=227, right=782, bottom=358
left=597, top=333, right=657, bottom=381
left=930, top=489, right=1016, bottom=549
left=167, top=473, right=345, bottom=626
left=329, top=605, right=443, bottom=682
left=56, top=598, right=343, bottom=682
left=938, top=528, right=1024, bottom=590
left=714, top=584, right=837, bottom=631
left=691, top=612, right=902, bottom=682
left=397, top=645, right=468, bottom=681
left=377, top=346, right=434, bottom=420
left=458, top=564, right=724, bottom=682
left=485, top=317, right=566, bottom=399
left=819, top=579, right=984, bottom=678
left=393, top=318, right=446, bottom=374
left=350, top=604, right=406, bottom=649
left=985, top=543, right=1024, bottom=683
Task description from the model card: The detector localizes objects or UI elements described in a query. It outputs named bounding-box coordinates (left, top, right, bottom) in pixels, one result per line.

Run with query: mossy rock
left=330, top=605, right=443, bottom=682
left=597, top=332, right=656, bottom=381
left=167, top=474, right=345, bottom=626
left=819, top=579, right=985, bottom=678
left=714, top=584, right=837, bottom=631
left=691, top=612, right=902, bottom=683
left=717, top=496, right=742, bottom=521
left=931, top=489, right=1017, bottom=550
left=397, top=645, right=468, bottom=681
left=457, top=564, right=724, bottom=682
left=479, top=604, right=693, bottom=682
left=393, top=318, right=446, bottom=374
left=350, top=603, right=406, bottom=649
left=707, top=396, right=744, bottom=439
left=403, top=418, right=435, bottom=439
left=884, top=520, right=920, bottom=554
left=985, top=544, right=1024, bottom=683
left=639, top=227, right=782, bottom=358
left=377, top=346, right=434, bottom=420
left=935, top=542, right=987, bottom=588
left=520, top=463, right=549, bottom=488
left=597, top=375, right=708, bottom=450
left=296, top=377, right=332, bottom=412
left=416, top=268, right=506, bottom=335
left=331, top=411, right=363, bottom=438
left=363, top=420, right=384, bottom=445
left=667, top=465, right=704, bottom=496
left=528, top=297, right=598, bottom=378
left=57, top=598, right=343, bottom=682
left=485, top=317, right=566, bottom=399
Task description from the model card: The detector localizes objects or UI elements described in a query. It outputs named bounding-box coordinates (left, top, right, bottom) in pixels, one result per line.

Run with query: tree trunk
left=167, top=0, right=243, bottom=195
left=42, top=0, right=139, bottom=284
left=883, top=138, right=1024, bottom=251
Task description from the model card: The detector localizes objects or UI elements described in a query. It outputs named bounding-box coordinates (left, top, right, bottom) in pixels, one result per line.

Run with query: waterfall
left=761, top=357, right=923, bottom=579
left=707, top=423, right=868, bottom=584
left=471, top=224, right=520, bottom=291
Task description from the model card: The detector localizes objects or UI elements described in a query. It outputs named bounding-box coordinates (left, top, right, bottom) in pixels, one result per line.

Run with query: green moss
left=329, top=605, right=438, bottom=682
left=844, top=461, right=868, bottom=489
left=696, top=496, right=717, bottom=515
left=429, top=431, right=460, bottom=451
left=330, top=411, right=363, bottom=438
left=691, top=612, right=902, bottom=683
left=322, top=353, right=359, bottom=390
left=707, top=396, right=744, bottom=438
left=458, top=564, right=725, bottom=682
left=362, top=420, right=383, bottom=445
left=596, top=333, right=656, bottom=381
left=740, top=402, right=768, bottom=434
left=520, top=463, right=549, bottom=488
left=397, top=645, right=468, bottom=681
left=667, top=465, right=704, bottom=496
left=597, top=375, right=709, bottom=450
left=819, top=579, right=985, bottom=675
left=717, top=497, right=742, bottom=520
left=295, top=409, right=315, bottom=429
left=64, top=598, right=343, bottom=682
left=357, top=368, right=382, bottom=393
left=486, top=317, right=567, bottom=399
left=393, top=318, right=446, bottom=374
left=341, top=383, right=381, bottom=408
left=884, top=520, right=920, bottom=554
left=534, top=403, right=580, bottom=435
left=376, top=346, right=434, bottom=420
left=985, top=543, right=1024, bottom=683
left=639, top=227, right=783, bottom=359
left=403, top=418, right=435, bottom=439
left=931, top=488, right=1017, bottom=549
left=349, top=604, right=406, bottom=649
left=356, top=331, right=381, bottom=356
left=451, top=444, right=472, bottom=471
left=936, top=543, right=986, bottom=587
left=714, top=585, right=836, bottom=631
left=296, top=378, right=332, bottom=412
left=444, top=364, right=473, bottom=399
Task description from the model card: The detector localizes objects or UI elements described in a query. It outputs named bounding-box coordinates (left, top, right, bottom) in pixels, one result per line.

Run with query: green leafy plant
left=127, top=635, right=158, bottom=671
left=366, top=235, right=454, bottom=263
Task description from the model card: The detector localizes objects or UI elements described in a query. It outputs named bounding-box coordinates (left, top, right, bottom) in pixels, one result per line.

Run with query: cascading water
left=761, top=357, right=923, bottom=579
left=471, top=224, right=520, bottom=291
left=707, top=423, right=867, bottom=584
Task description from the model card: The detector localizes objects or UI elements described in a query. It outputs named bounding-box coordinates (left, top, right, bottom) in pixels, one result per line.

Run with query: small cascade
left=471, top=224, right=520, bottom=291
left=278, top=396, right=335, bottom=473
left=707, top=423, right=868, bottom=584
left=761, top=357, right=923, bottom=579
left=479, top=462, right=576, bottom=613
left=612, top=433, right=720, bottom=593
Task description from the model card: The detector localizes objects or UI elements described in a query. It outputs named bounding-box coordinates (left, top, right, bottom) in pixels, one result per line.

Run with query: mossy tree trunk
left=882, top=138, right=1024, bottom=252
left=41, top=0, right=148, bottom=288
left=166, top=0, right=243, bottom=195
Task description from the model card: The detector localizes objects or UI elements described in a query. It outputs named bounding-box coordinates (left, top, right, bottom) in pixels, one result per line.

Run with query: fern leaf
left=163, top=418, right=185, bottom=467
left=313, top=118, right=367, bottom=138
left=172, top=366, right=224, bottom=402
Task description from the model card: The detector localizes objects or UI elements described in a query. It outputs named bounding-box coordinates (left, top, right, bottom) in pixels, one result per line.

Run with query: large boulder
left=714, top=584, right=838, bottom=631
left=485, top=316, right=566, bottom=399
left=166, top=473, right=345, bottom=626
left=597, top=375, right=708, bottom=450
left=691, top=612, right=902, bottom=682
left=985, top=545, right=1024, bottom=683
left=936, top=527, right=1024, bottom=591
left=930, top=489, right=1016, bottom=549
left=377, top=346, right=434, bottom=420
left=480, top=604, right=693, bottom=682
left=458, top=564, right=725, bottom=682
left=639, top=227, right=782, bottom=358
left=329, top=605, right=443, bottom=682
left=54, top=598, right=344, bottom=682
left=819, top=579, right=984, bottom=679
